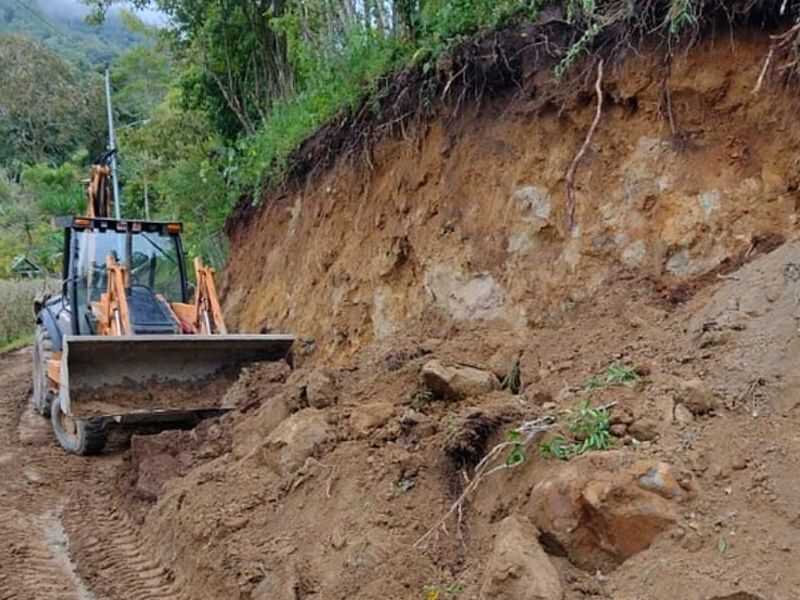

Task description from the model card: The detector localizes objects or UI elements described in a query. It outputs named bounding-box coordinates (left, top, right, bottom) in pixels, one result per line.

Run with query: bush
left=0, top=278, right=53, bottom=351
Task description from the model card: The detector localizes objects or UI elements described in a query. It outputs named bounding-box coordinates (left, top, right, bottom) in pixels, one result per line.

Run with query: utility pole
left=104, top=67, right=122, bottom=219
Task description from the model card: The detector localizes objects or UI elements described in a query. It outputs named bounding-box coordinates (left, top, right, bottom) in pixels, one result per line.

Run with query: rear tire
left=51, top=402, right=108, bottom=455
left=32, top=325, right=55, bottom=417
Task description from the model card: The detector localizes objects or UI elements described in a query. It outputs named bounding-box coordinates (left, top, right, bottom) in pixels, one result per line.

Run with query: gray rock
left=512, top=186, right=552, bottom=225
left=421, top=359, right=500, bottom=400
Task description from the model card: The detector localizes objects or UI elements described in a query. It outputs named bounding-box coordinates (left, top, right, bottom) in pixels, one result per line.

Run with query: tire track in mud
left=0, top=507, right=84, bottom=600
left=63, top=489, right=187, bottom=600
left=0, top=349, right=187, bottom=600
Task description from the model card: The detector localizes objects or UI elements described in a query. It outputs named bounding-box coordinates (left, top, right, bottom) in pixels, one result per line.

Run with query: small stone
left=331, top=527, right=347, bottom=550
left=675, top=378, right=716, bottom=415
left=671, top=527, right=686, bottom=541
left=628, top=315, right=647, bottom=329
left=610, top=423, right=628, bottom=437
left=673, top=402, right=694, bottom=425
left=305, top=370, right=338, bottom=409
left=628, top=418, right=659, bottom=441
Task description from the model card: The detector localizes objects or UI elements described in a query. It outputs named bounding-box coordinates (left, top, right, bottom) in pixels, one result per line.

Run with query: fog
left=35, top=0, right=166, bottom=25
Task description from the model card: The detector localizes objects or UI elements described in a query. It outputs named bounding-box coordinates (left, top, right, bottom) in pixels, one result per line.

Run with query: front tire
left=51, top=402, right=108, bottom=455
left=32, top=325, right=55, bottom=417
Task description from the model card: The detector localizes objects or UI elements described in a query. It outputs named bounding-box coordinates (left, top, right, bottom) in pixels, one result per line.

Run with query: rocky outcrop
left=527, top=451, right=690, bottom=571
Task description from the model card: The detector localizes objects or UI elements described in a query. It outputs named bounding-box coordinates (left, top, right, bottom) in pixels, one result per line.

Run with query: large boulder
left=421, top=359, right=500, bottom=400
left=251, top=408, right=332, bottom=476
left=479, top=515, right=562, bottom=600
left=527, top=451, right=689, bottom=572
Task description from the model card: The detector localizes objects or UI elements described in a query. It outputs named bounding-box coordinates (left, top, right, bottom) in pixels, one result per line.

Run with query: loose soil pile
left=130, top=236, right=800, bottom=599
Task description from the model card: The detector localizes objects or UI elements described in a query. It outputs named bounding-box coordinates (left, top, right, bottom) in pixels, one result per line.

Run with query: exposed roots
left=228, top=1, right=800, bottom=231
left=414, top=416, right=555, bottom=550
left=752, top=20, right=800, bottom=94
left=564, top=60, right=604, bottom=234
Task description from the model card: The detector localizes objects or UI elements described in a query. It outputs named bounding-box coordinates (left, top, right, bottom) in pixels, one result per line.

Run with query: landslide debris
left=121, top=236, right=800, bottom=599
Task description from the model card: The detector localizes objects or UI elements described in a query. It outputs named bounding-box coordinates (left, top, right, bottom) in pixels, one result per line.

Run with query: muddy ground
left=0, top=348, right=192, bottom=599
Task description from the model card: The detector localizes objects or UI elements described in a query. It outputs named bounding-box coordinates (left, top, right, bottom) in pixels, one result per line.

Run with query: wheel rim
left=57, top=409, right=80, bottom=445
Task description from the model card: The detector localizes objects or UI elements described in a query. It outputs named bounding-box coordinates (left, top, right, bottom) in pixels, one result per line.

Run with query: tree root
left=564, top=60, right=604, bottom=233
left=413, top=416, right=555, bottom=550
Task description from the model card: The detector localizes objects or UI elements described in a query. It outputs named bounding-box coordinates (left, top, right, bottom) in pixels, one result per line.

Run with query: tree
left=0, top=34, right=105, bottom=167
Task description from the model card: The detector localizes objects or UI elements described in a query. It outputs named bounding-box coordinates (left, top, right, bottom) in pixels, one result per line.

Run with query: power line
left=12, top=0, right=65, bottom=36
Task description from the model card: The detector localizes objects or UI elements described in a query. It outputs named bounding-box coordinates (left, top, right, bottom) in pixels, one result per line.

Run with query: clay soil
left=4, top=21, right=800, bottom=600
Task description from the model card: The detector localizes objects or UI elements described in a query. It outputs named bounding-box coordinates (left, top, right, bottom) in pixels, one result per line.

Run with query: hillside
left=0, top=0, right=144, bottom=67
left=4, top=2, right=800, bottom=600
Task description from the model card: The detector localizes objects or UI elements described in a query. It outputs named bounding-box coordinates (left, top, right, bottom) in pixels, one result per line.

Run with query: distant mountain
left=0, top=0, right=146, bottom=70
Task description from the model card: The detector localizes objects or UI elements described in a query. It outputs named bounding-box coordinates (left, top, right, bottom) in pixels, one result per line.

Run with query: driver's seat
left=127, top=286, right=179, bottom=334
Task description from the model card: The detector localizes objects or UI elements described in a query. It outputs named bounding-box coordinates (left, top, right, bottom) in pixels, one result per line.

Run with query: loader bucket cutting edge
left=59, top=334, right=294, bottom=420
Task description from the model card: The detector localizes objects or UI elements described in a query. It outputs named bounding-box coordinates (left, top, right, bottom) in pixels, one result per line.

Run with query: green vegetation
left=539, top=400, right=612, bottom=460
left=423, top=581, right=462, bottom=599
left=582, top=361, right=641, bottom=390
left=0, top=278, right=53, bottom=352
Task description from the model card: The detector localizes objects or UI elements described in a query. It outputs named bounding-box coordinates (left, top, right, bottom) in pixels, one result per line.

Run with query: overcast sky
left=36, top=0, right=166, bottom=25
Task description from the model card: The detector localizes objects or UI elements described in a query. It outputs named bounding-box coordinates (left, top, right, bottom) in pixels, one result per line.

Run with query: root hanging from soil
left=414, top=415, right=555, bottom=550
left=753, top=20, right=800, bottom=94
left=564, top=60, right=604, bottom=233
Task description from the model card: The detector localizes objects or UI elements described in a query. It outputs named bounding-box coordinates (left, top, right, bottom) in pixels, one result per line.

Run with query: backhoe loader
left=32, top=152, right=293, bottom=454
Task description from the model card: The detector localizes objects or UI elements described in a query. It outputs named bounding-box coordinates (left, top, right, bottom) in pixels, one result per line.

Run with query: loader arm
left=93, top=254, right=133, bottom=336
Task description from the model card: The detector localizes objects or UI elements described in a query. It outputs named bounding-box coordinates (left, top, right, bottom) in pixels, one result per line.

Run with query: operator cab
left=56, top=216, right=188, bottom=336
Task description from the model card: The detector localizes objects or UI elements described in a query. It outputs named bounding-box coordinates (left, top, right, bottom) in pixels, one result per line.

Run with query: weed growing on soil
left=410, top=387, right=434, bottom=410
left=500, top=354, right=521, bottom=394
left=423, top=582, right=463, bottom=599
left=604, top=361, right=640, bottom=385
left=582, top=361, right=640, bottom=390
left=539, top=399, right=612, bottom=460
left=505, top=428, right=526, bottom=466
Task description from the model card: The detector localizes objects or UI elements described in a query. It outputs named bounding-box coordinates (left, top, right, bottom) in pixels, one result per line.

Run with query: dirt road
left=0, top=348, right=186, bottom=600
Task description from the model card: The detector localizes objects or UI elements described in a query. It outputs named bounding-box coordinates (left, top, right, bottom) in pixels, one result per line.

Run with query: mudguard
left=36, top=304, right=64, bottom=352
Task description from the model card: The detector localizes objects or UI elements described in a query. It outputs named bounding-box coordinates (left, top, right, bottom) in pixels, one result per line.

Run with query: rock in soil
left=527, top=451, right=689, bottom=572
left=421, top=359, right=500, bottom=400
left=249, top=408, right=332, bottom=476
left=304, top=369, right=338, bottom=409
left=478, top=515, right=562, bottom=600
left=675, top=378, right=716, bottom=415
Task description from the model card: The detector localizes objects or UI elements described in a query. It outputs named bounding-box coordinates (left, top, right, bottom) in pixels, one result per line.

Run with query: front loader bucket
left=59, top=334, right=294, bottom=421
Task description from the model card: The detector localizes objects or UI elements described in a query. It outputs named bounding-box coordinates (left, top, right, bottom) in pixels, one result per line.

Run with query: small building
left=9, top=256, right=43, bottom=279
